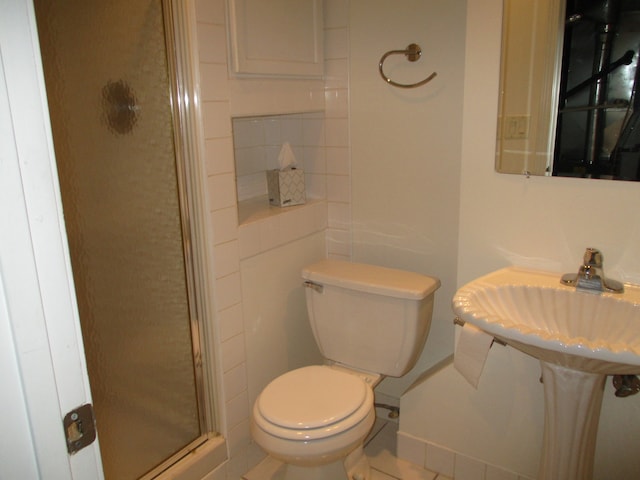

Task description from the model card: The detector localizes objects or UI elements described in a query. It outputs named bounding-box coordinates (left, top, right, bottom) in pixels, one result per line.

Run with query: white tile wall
left=485, top=464, right=520, bottom=480
left=195, top=2, right=249, bottom=470
left=425, top=443, right=455, bottom=478
left=397, top=431, right=427, bottom=468
left=205, top=138, right=235, bottom=176
left=210, top=206, right=238, bottom=244
left=454, top=454, right=486, bottom=480
left=223, top=363, right=247, bottom=400
left=323, top=0, right=351, bottom=260
left=238, top=201, right=327, bottom=260
left=194, top=1, right=352, bottom=478
left=397, top=432, right=535, bottom=480
left=207, top=173, right=236, bottom=210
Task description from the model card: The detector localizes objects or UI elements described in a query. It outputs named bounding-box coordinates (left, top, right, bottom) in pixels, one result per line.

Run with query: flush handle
left=303, top=280, right=323, bottom=293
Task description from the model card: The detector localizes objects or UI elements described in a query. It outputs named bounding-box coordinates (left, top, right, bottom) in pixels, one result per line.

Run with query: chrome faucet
left=560, top=247, right=624, bottom=293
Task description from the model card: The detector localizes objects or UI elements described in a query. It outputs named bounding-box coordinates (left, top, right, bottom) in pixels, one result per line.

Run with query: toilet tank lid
left=302, top=260, right=440, bottom=300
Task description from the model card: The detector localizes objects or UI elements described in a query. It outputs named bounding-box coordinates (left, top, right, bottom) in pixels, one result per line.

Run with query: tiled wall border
left=397, top=432, right=536, bottom=480
left=194, top=1, right=249, bottom=478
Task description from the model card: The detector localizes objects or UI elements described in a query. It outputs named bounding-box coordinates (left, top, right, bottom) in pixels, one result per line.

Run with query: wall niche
left=232, top=112, right=327, bottom=224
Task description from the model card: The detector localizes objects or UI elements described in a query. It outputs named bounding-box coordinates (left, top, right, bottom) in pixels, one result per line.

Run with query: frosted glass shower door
left=33, top=1, right=205, bottom=478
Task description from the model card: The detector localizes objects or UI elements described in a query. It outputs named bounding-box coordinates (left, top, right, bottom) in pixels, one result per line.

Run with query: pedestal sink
left=452, top=267, right=640, bottom=480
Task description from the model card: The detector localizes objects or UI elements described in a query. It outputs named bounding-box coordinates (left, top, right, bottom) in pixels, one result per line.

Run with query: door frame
left=1, top=0, right=103, bottom=477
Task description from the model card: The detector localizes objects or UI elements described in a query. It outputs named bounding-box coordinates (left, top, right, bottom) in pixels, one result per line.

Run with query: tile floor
left=243, top=419, right=450, bottom=480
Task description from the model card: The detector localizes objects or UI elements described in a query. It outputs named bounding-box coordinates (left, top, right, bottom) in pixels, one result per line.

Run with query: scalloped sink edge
left=452, top=266, right=640, bottom=374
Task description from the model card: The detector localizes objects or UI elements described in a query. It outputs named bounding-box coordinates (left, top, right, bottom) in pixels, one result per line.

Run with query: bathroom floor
left=243, top=419, right=449, bottom=480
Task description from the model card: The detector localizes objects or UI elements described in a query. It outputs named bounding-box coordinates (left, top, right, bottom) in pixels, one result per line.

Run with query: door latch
left=63, top=404, right=96, bottom=454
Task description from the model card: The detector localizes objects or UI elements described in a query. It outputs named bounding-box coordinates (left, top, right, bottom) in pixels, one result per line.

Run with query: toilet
left=250, top=259, right=440, bottom=480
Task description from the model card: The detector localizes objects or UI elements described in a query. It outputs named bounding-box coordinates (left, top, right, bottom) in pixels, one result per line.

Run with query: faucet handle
left=583, top=248, right=603, bottom=267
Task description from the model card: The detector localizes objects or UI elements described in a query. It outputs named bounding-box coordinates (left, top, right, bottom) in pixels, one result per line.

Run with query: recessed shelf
left=238, top=195, right=324, bottom=226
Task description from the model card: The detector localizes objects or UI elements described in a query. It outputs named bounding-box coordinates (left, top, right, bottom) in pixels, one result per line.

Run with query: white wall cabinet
left=227, top=0, right=323, bottom=78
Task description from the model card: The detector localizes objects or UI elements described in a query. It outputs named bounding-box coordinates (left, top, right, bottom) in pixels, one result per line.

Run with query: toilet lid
left=257, top=366, right=368, bottom=430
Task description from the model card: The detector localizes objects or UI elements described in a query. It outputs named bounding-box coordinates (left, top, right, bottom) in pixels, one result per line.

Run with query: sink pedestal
left=539, top=361, right=606, bottom=480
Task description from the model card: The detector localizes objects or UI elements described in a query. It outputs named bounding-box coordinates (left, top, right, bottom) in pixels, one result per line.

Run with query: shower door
left=33, top=1, right=208, bottom=478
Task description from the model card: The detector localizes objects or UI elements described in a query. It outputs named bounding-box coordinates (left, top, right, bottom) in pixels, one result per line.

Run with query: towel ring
left=378, top=43, right=437, bottom=89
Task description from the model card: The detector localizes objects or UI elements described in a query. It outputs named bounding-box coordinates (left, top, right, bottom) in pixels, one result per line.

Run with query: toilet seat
left=253, top=365, right=373, bottom=441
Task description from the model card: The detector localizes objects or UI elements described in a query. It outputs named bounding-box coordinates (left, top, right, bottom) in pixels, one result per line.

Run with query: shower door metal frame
left=163, top=0, right=211, bottom=433
left=137, top=0, right=222, bottom=477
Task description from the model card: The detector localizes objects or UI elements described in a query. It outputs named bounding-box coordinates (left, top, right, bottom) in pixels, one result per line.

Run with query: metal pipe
left=585, top=23, right=616, bottom=167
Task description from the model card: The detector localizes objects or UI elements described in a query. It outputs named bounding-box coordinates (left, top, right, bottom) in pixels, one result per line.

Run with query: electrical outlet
left=504, top=115, right=530, bottom=139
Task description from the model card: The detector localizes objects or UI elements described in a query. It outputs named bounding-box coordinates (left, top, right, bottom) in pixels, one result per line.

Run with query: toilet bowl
left=250, top=260, right=440, bottom=480
left=251, top=365, right=378, bottom=472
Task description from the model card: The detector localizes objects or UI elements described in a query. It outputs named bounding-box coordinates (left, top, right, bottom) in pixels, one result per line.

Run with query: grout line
left=371, top=465, right=402, bottom=480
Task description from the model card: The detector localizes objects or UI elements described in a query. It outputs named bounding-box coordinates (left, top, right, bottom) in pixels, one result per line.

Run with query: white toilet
left=250, top=259, right=440, bottom=480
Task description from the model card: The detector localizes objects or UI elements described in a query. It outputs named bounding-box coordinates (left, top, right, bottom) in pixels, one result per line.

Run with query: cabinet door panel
left=228, top=0, right=323, bottom=78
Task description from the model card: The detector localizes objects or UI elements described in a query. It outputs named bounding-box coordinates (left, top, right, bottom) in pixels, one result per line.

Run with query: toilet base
left=254, top=446, right=371, bottom=480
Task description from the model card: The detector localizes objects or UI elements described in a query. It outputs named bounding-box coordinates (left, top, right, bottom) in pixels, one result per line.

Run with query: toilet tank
left=302, top=260, right=440, bottom=377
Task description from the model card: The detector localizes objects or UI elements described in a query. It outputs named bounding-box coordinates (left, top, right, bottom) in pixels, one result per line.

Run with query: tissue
left=278, top=142, right=297, bottom=170
left=266, top=142, right=306, bottom=207
left=454, top=323, right=494, bottom=388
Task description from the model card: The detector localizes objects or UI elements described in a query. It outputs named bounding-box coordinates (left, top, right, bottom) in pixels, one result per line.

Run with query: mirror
left=496, top=0, right=640, bottom=181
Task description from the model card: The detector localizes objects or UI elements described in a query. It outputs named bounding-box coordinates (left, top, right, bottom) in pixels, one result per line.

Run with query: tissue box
left=266, top=168, right=306, bottom=207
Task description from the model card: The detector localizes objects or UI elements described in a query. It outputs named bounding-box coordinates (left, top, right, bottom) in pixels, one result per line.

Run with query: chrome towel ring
left=378, top=43, right=437, bottom=89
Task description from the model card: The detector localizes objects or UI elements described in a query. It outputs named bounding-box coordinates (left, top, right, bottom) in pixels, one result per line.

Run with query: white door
left=0, top=0, right=103, bottom=478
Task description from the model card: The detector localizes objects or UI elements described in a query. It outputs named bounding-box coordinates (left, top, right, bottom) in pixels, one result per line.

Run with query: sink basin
left=453, top=266, right=640, bottom=374
left=453, top=266, right=640, bottom=480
